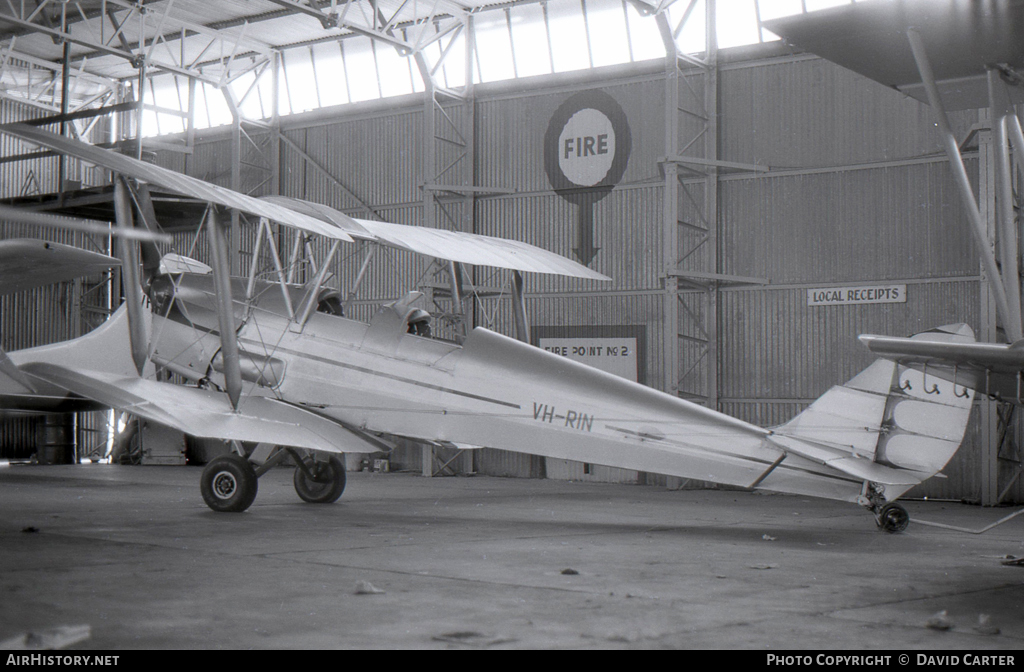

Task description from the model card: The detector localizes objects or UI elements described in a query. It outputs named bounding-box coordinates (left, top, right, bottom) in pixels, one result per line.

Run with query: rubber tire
left=200, top=454, right=259, bottom=512
left=877, top=502, right=910, bottom=533
left=294, top=455, right=346, bottom=504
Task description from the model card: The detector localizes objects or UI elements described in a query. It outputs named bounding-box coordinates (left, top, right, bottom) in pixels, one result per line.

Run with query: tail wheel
left=294, top=455, right=346, bottom=504
left=200, top=454, right=259, bottom=512
left=876, top=502, right=910, bottom=533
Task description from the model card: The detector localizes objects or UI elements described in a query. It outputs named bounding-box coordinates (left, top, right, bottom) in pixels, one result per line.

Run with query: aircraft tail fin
left=772, top=325, right=976, bottom=492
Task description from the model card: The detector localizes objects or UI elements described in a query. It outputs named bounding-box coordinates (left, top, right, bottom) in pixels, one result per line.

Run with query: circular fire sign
left=544, top=90, right=631, bottom=198
left=543, top=90, right=631, bottom=266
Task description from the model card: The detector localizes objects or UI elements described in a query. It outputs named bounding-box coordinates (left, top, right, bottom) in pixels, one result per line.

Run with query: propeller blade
left=0, top=204, right=172, bottom=243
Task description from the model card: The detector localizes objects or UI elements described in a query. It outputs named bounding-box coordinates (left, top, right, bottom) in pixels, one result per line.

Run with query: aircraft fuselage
left=150, top=274, right=874, bottom=504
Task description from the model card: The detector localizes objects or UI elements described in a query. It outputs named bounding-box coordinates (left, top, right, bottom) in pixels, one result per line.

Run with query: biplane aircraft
left=0, top=123, right=976, bottom=532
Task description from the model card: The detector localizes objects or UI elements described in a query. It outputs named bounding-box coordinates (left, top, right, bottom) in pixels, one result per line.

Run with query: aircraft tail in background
left=770, top=324, right=976, bottom=528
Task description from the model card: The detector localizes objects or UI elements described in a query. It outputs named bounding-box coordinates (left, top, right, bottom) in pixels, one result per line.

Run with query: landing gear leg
left=858, top=481, right=910, bottom=533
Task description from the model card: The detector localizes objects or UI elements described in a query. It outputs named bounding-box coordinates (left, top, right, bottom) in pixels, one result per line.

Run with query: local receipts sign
left=807, top=284, right=906, bottom=306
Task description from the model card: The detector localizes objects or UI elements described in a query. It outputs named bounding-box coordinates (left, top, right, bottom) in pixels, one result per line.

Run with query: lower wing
left=18, top=363, right=379, bottom=454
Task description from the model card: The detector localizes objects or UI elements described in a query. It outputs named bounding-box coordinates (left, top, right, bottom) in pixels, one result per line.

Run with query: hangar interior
left=0, top=0, right=1022, bottom=507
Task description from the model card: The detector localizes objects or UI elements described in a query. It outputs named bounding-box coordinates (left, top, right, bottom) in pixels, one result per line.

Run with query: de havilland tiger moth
left=0, top=123, right=977, bottom=532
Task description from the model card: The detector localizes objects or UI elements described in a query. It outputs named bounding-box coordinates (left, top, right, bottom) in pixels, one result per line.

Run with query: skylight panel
left=474, top=11, right=517, bottom=82
left=586, top=0, right=632, bottom=68
left=509, top=3, right=553, bottom=78
left=547, top=0, right=592, bottom=73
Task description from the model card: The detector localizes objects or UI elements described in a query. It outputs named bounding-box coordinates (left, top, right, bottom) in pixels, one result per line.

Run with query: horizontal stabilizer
left=770, top=434, right=925, bottom=486
left=859, top=324, right=984, bottom=366
left=18, top=363, right=356, bottom=453
left=0, top=239, right=119, bottom=296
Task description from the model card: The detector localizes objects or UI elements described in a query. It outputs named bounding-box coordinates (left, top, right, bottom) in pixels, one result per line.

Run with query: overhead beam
left=0, top=43, right=119, bottom=90
left=21, top=100, right=138, bottom=127
left=265, top=0, right=425, bottom=55
left=0, top=11, right=232, bottom=87
left=0, top=2, right=271, bottom=89
left=0, top=11, right=139, bottom=64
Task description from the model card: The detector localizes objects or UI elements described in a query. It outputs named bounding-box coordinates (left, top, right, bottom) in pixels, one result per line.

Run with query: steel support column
left=414, top=15, right=475, bottom=476
left=661, top=32, right=681, bottom=398
left=983, top=70, right=1024, bottom=506
left=705, top=6, right=719, bottom=410
left=978, top=115, right=1000, bottom=506
left=988, top=69, right=1021, bottom=340
left=657, top=1, right=719, bottom=406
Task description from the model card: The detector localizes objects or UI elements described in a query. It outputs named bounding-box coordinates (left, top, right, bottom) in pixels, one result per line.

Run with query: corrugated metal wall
left=98, top=51, right=1010, bottom=502
left=720, top=281, right=980, bottom=402
left=0, top=97, right=115, bottom=458
left=719, top=163, right=978, bottom=283
left=719, top=56, right=978, bottom=166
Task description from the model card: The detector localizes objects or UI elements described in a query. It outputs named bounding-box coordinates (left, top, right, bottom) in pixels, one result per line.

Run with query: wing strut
left=905, top=29, right=1022, bottom=342
left=449, top=261, right=467, bottom=343
left=206, top=206, right=243, bottom=410
left=112, top=177, right=148, bottom=375
left=296, top=240, right=341, bottom=328
left=247, top=217, right=297, bottom=320
left=512, top=270, right=530, bottom=343
left=344, top=242, right=377, bottom=314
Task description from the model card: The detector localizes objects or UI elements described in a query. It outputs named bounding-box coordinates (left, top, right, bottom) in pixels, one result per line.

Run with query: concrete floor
left=0, top=464, right=1023, bottom=650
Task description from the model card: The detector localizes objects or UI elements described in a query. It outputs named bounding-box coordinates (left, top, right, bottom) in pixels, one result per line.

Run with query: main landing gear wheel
left=876, top=502, right=910, bottom=533
left=294, top=455, right=347, bottom=504
left=200, top=454, right=259, bottom=512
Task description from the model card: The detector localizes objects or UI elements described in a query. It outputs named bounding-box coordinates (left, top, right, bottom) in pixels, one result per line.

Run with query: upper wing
left=762, top=0, right=1024, bottom=111
left=0, top=238, right=119, bottom=296
left=261, top=195, right=611, bottom=281
left=0, top=124, right=353, bottom=243
left=0, top=124, right=604, bottom=279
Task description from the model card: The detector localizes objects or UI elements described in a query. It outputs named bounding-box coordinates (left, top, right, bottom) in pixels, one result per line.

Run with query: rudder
left=774, top=324, right=975, bottom=493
